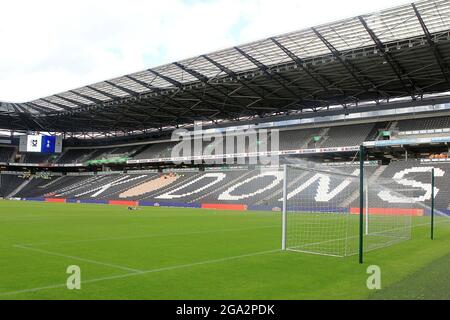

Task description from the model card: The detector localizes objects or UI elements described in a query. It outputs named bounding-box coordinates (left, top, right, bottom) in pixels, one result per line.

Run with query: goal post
left=281, top=155, right=415, bottom=260
left=281, top=164, right=287, bottom=251
left=281, top=163, right=361, bottom=257
left=431, top=168, right=435, bottom=240
left=359, top=144, right=364, bottom=264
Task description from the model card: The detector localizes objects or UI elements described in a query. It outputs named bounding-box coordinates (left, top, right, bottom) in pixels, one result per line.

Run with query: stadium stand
left=3, top=116, right=444, bottom=165
left=6, top=160, right=450, bottom=212
left=96, top=173, right=161, bottom=200
left=56, top=149, right=95, bottom=164
left=20, top=153, right=54, bottom=164
left=279, top=128, right=321, bottom=150
left=0, top=147, right=15, bottom=162
left=13, top=176, right=55, bottom=197
left=118, top=173, right=179, bottom=199
left=132, top=142, right=177, bottom=160
left=397, top=116, right=450, bottom=132
left=198, top=169, right=283, bottom=204
left=355, top=160, right=450, bottom=211
left=153, top=171, right=240, bottom=202
left=87, top=148, right=116, bottom=160
left=0, top=0, right=449, bottom=222
left=318, top=124, right=374, bottom=148
left=0, top=174, right=27, bottom=198
left=88, top=146, right=139, bottom=160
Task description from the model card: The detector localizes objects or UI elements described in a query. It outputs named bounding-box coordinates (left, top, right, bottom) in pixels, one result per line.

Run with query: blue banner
left=41, top=136, right=56, bottom=154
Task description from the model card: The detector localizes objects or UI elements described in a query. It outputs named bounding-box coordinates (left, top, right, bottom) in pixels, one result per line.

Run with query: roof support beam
left=9, top=103, right=26, bottom=114
left=150, top=67, right=237, bottom=120
left=202, top=54, right=318, bottom=114
left=125, top=75, right=162, bottom=93
left=148, top=69, right=182, bottom=87
left=86, top=86, right=118, bottom=100
left=105, top=81, right=140, bottom=96
left=69, top=90, right=103, bottom=104
left=124, top=104, right=173, bottom=123
left=234, top=47, right=309, bottom=100
left=202, top=54, right=268, bottom=100
left=270, top=37, right=345, bottom=96
left=13, top=109, right=46, bottom=130
left=358, top=16, right=420, bottom=99
left=125, top=77, right=216, bottom=122
left=24, top=103, right=53, bottom=114
left=125, top=77, right=223, bottom=122
left=412, top=3, right=450, bottom=84
left=173, top=62, right=209, bottom=82
left=173, top=62, right=251, bottom=117
left=138, top=100, right=187, bottom=124
left=40, top=98, right=73, bottom=111
left=312, top=27, right=384, bottom=101
left=147, top=69, right=211, bottom=119
left=124, top=76, right=198, bottom=121
left=55, top=95, right=86, bottom=108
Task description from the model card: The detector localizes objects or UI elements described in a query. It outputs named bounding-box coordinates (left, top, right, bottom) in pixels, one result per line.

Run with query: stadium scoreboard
left=19, top=135, right=63, bottom=153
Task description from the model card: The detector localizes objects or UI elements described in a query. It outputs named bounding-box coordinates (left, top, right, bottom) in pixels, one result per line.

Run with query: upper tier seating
left=21, top=153, right=54, bottom=164
left=133, top=142, right=176, bottom=160
left=397, top=116, right=450, bottom=132
left=56, top=145, right=140, bottom=164
left=279, top=128, right=321, bottom=150
left=56, top=149, right=95, bottom=164
left=319, top=124, right=374, bottom=147
left=13, top=115, right=450, bottom=165
left=0, top=147, right=14, bottom=162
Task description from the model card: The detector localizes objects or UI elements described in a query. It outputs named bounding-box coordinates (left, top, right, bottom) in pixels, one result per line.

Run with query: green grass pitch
left=0, top=200, right=449, bottom=299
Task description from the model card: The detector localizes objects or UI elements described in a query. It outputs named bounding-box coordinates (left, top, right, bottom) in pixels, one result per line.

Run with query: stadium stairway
left=7, top=177, right=33, bottom=198
left=9, top=147, right=18, bottom=163
left=339, top=165, right=387, bottom=208
left=313, top=128, right=330, bottom=148
left=366, top=122, right=389, bottom=141
left=386, top=121, right=398, bottom=137
left=52, top=150, right=68, bottom=163
left=38, top=176, right=68, bottom=190
left=50, top=175, right=111, bottom=198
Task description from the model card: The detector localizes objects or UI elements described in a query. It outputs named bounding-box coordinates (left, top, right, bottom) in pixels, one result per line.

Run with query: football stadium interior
left=1, top=0, right=450, bottom=299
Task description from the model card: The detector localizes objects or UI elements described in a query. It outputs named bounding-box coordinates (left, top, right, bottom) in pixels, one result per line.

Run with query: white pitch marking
left=0, top=249, right=280, bottom=297
left=13, top=244, right=142, bottom=273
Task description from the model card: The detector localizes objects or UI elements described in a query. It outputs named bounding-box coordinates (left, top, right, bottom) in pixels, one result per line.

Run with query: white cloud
left=0, top=0, right=412, bottom=102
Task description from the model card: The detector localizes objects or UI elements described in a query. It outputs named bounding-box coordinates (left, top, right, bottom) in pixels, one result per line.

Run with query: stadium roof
left=1, top=0, right=450, bottom=137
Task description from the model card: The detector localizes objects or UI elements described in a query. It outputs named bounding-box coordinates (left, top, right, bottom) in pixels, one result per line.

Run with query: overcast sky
left=0, top=0, right=413, bottom=102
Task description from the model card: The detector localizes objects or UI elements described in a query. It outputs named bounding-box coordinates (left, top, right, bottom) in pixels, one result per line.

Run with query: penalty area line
left=0, top=249, right=280, bottom=297
left=12, top=244, right=143, bottom=273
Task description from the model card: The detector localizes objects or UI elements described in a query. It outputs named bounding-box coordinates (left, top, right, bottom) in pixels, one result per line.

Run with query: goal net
left=281, top=162, right=414, bottom=257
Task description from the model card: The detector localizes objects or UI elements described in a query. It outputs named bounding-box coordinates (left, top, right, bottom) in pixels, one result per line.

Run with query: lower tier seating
left=4, top=160, right=450, bottom=212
